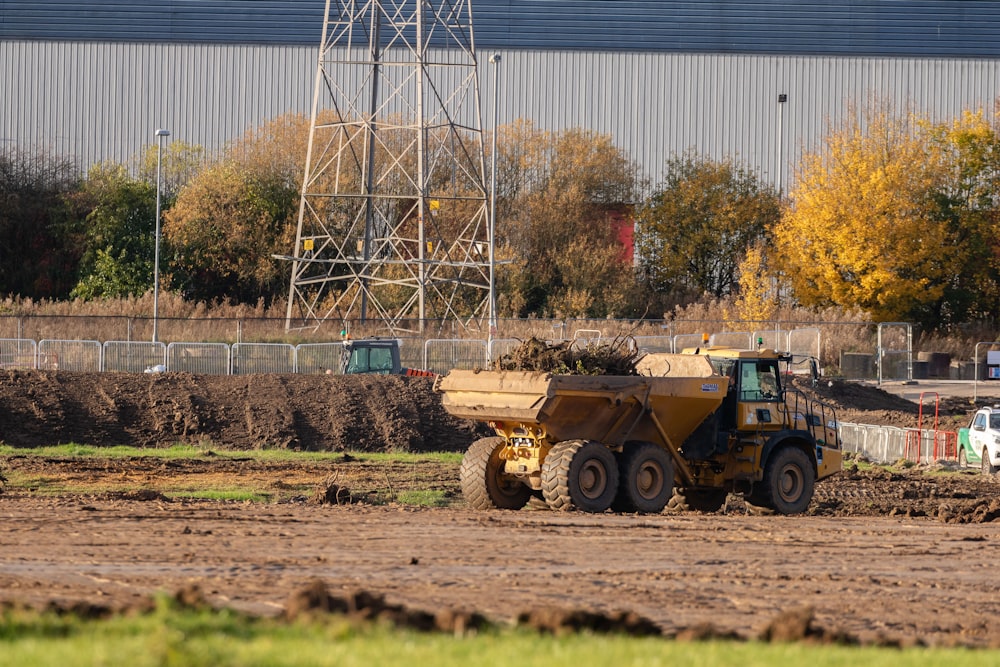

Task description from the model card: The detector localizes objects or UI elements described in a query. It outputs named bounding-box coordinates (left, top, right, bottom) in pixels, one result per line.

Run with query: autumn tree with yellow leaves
left=923, top=109, right=1000, bottom=324
left=773, top=105, right=956, bottom=326
left=775, top=103, right=1000, bottom=329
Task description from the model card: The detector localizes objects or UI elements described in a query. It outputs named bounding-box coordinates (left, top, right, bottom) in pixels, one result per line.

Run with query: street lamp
left=488, top=53, right=501, bottom=347
left=776, top=93, right=787, bottom=196
left=152, top=128, right=170, bottom=343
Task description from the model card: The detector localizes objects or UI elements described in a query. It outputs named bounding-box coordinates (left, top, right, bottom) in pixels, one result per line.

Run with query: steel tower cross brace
left=284, top=0, right=491, bottom=335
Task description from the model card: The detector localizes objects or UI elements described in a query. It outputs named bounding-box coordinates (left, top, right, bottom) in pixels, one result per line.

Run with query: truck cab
left=959, top=406, right=1000, bottom=474
left=692, top=347, right=842, bottom=486
left=341, top=338, right=402, bottom=375
left=339, top=338, right=436, bottom=377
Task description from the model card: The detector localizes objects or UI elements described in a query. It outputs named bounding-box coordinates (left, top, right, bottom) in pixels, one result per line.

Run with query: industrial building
left=3, top=1, right=1000, bottom=192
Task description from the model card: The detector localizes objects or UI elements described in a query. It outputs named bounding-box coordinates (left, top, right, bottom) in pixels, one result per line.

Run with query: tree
left=731, top=239, right=779, bottom=325
left=923, top=109, right=1000, bottom=326
left=493, top=122, right=644, bottom=317
left=71, top=163, right=156, bottom=300
left=0, top=149, right=85, bottom=298
left=165, top=163, right=298, bottom=304
left=635, top=152, right=779, bottom=303
left=163, top=115, right=308, bottom=304
left=773, top=103, right=954, bottom=326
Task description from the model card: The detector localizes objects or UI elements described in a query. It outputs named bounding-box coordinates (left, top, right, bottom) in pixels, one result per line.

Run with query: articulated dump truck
left=434, top=348, right=842, bottom=515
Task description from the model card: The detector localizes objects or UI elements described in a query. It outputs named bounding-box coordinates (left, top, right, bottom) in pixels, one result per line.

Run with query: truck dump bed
left=436, top=354, right=727, bottom=447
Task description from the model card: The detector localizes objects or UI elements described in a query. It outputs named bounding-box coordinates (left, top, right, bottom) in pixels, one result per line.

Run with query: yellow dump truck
left=434, top=347, right=841, bottom=515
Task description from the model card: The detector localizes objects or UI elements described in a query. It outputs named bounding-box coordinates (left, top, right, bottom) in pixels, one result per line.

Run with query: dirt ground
left=2, top=369, right=1000, bottom=647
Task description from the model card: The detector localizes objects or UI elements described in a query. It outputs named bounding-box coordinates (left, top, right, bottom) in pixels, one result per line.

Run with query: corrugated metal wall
left=2, top=1, right=1000, bottom=56
left=4, top=40, right=997, bottom=192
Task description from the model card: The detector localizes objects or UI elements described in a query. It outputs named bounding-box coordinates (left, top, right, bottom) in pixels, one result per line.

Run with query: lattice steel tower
left=285, top=0, right=491, bottom=335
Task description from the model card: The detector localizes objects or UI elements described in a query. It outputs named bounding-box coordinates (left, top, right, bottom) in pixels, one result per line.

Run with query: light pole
left=488, top=53, right=501, bottom=347
left=776, top=93, right=787, bottom=196
left=152, top=128, right=170, bottom=343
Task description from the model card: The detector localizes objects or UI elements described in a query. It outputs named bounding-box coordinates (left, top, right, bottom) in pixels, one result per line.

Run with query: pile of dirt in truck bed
left=493, top=336, right=642, bottom=375
left=0, top=369, right=486, bottom=451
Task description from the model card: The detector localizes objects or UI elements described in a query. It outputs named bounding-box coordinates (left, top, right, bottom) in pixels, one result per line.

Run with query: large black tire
left=762, top=446, right=815, bottom=515
left=541, top=440, right=619, bottom=512
left=460, top=437, right=532, bottom=510
left=667, top=487, right=728, bottom=513
left=983, top=448, right=998, bottom=476
left=612, top=442, right=674, bottom=513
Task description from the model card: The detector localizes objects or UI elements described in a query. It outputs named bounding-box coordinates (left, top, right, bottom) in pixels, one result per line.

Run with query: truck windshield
left=740, top=361, right=780, bottom=401
left=345, top=347, right=394, bottom=374
left=990, top=414, right=1000, bottom=430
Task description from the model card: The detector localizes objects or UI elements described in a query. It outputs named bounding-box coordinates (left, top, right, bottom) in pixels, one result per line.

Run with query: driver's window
left=740, top=362, right=779, bottom=401
left=975, top=413, right=987, bottom=429
left=370, top=348, right=393, bottom=373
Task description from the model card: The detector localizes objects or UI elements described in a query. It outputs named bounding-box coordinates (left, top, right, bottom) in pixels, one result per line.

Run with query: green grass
left=0, top=444, right=463, bottom=507
left=392, top=489, right=452, bottom=507
left=0, top=603, right=996, bottom=667
left=0, top=443, right=463, bottom=466
left=166, top=490, right=270, bottom=502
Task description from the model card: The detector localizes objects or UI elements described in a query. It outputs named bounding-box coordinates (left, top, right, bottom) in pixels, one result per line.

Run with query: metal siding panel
left=4, top=42, right=1000, bottom=196
left=0, top=41, right=318, bottom=168
left=1, top=1, right=1000, bottom=56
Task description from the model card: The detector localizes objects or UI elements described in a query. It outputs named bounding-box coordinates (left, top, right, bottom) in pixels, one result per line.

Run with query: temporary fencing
left=839, top=422, right=960, bottom=464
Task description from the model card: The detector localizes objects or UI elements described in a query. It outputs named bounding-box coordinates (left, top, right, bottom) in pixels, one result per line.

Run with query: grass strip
left=0, top=602, right=996, bottom=667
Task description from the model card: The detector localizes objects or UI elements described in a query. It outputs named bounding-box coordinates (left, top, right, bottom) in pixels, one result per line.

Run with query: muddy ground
left=2, top=370, right=1000, bottom=647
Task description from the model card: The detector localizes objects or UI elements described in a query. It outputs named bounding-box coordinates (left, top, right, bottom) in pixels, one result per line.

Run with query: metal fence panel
left=37, top=339, right=101, bottom=371
left=633, top=335, right=673, bottom=354
left=166, top=342, right=230, bottom=375
left=424, top=339, right=488, bottom=374
left=0, top=338, right=37, bottom=369
left=295, top=343, right=344, bottom=375
left=396, top=338, right=425, bottom=371
left=674, top=333, right=707, bottom=351
left=902, top=428, right=959, bottom=463
left=788, top=327, right=821, bottom=359
left=102, top=341, right=167, bottom=373
left=752, top=329, right=788, bottom=350
left=710, top=331, right=752, bottom=349
left=232, top=343, right=296, bottom=375
left=488, top=338, right=522, bottom=363
left=839, top=422, right=909, bottom=463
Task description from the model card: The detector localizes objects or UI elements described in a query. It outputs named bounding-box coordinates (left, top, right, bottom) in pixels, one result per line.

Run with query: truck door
left=969, top=411, right=988, bottom=452
left=735, top=359, right=781, bottom=428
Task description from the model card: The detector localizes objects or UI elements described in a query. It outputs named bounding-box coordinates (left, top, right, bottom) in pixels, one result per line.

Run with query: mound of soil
left=0, top=369, right=979, bottom=452
left=0, top=369, right=485, bottom=452
left=786, top=376, right=975, bottom=430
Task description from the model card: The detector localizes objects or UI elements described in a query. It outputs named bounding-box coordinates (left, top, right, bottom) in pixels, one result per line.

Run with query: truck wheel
left=958, top=447, right=967, bottom=468
left=763, top=446, right=815, bottom=515
left=542, top=440, right=618, bottom=512
left=612, top=443, right=673, bottom=513
left=667, top=488, right=727, bottom=513
left=460, top=437, right=531, bottom=510
left=982, top=448, right=998, bottom=476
